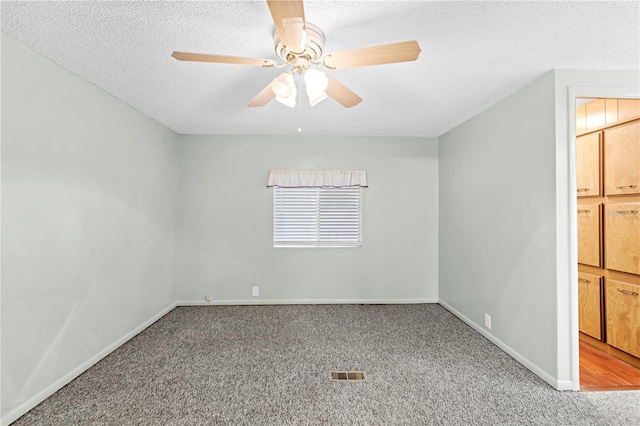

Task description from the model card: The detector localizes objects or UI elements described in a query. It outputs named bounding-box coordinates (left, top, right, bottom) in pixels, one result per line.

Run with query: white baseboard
left=1, top=303, right=177, bottom=426
left=556, top=380, right=577, bottom=391
left=438, top=299, right=571, bottom=391
left=177, top=298, right=438, bottom=306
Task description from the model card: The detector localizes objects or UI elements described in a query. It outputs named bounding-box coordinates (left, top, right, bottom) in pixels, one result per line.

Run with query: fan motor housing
left=274, top=23, right=324, bottom=62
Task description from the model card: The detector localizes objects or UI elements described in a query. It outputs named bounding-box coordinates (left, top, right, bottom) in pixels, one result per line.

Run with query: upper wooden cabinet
left=606, top=279, right=640, bottom=358
left=576, top=104, right=587, bottom=135
left=578, top=203, right=602, bottom=267
left=585, top=99, right=606, bottom=131
left=618, top=99, right=640, bottom=123
left=578, top=272, right=603, bottom=340
left=604, top=121, right=640, bottom=196
left=577, top=98, right=640, bottom=136
left=605, top=99, right=619, bottom=126
left=604, top=203, right=640, bottom=275
left=576, top=132, right=601, bottom=197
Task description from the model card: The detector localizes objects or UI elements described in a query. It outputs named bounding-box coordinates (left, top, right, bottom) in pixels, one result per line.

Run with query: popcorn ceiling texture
left=1, top=0, right=639, bottom=137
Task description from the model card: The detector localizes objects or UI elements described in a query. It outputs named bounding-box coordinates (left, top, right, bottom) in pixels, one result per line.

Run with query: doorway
left=573, top=96, right=640, bottom=390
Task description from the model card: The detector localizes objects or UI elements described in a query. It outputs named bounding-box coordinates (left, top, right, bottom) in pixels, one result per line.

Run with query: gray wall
left=438, top=72, right=559, bottom=385
left=1, top=35, right=178, bottom=422
left=178, top=135, right=438, bottom=303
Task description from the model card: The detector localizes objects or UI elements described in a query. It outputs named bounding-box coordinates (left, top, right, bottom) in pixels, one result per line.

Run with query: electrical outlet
left=204, top=295, right=212, bottom=302
left=252, top=286, right=259, bottom=297
left=484, top=313, right=492, bottom=330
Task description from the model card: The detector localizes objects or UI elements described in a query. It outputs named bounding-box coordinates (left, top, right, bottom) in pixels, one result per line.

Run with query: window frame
left=272, top=186, right=363, bottom=248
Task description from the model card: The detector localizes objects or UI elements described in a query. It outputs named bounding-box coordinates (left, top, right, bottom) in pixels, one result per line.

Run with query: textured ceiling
left=2, top=1, right=639, bottom=137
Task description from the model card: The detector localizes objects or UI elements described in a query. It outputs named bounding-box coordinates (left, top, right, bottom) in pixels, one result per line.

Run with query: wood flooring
left=580, top=340, right=640, bottom=391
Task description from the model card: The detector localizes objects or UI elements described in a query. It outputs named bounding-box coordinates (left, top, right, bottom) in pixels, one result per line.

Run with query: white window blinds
left=269, top=169, right=366, bottom=247
left=273, top=186, right=362, bottom=247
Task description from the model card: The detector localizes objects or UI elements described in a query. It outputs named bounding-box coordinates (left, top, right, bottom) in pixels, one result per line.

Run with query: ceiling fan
left=172, top=0, right=421, bottom=109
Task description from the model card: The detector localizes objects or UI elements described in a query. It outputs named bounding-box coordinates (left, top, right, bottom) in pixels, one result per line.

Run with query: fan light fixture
left=276, top=86, right=297, bottom=108
left=271, top=72, right=295, bottom=98
left=304, top=69, right=328, bottom=107
left=271, top=72, right=297, bottom=107
left=304, top=69, right=327, bottom=93
left=172, top=0, right=421, bottom=109
left=270, top=68, right=328, bottom=108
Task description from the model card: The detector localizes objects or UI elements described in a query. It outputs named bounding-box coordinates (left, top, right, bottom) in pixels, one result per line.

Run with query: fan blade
left=172, top=51, right=276, bottom=67
left=282, top=17, right=305, bottom=53
left=267, top=0, right=306, bottom=52
left=325, top=74, right=362, bottom=108
left=323, top=40, right=421, bottom=69
left=247, top=84, right=276, bottom=107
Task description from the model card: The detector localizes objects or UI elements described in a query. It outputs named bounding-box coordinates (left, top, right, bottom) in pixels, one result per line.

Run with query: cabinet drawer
left=605, top=279, right=640, bottom=358
left=578, top=272, right=603, bottom=340
left=604, top=121, right=640, bottom=196
left=576, top=132, right=601, bottom=197
left=577, top=204, right=601, bottom=267
left=604, top=203, right=640, bottom=275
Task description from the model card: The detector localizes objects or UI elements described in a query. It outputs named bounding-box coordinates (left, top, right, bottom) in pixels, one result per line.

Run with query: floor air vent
left=330, top=371, right=366, bottom=381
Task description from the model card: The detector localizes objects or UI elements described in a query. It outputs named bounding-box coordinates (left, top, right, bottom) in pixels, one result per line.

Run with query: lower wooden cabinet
left=577, top=204, right=601, bottom=267
left=605, top=279, right=640, bottom=358
left=604, top=203, right=640, bottom=275
left=578, top=272, right=603, bottom=340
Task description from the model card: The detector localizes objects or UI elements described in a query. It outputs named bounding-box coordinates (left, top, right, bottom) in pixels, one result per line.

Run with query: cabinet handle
left=577, top=209, right=591, bottom=214
left=615, top=210, right=639, bottom=215
left=577, top=188, right=590, bottom=192
left=616, top=184, right=638, bottom=190
left=578, top=278, right=591, bottom=284
left=617, top=288, right=639, bottom=296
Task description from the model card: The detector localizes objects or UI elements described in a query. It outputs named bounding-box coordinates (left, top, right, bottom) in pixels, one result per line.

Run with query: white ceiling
left=2, top=1, right=639, bottom=137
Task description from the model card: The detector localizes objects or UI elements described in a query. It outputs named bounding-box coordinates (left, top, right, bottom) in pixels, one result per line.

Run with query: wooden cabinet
left=578, top=204, right=602, bottom=267
left=577, top=98, right=640, bottom=136
left=577, top=99, right=640, bottom=367
left=578, top=272, right=603, bottom=340
left=606, top=279, right=640, bottom=358
left=605, top=99, right=619, bottom=126
left=576, top=132, right=601, bottom=197
left=604, top=203, right=640, bottom=275
left=576, top=104, right=587, bottom=135
left=618, top=99, right=640, bottom=123
left=585, top=99, right=606, bottom=131
left=604, top=121, right=640, bottom=196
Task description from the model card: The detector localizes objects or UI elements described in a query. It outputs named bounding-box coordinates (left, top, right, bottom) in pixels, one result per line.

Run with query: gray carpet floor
left=13, top=304, right=640, bottom=425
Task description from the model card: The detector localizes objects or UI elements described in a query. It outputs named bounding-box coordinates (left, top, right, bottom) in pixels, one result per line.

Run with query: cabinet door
left=577, top=204, right=602, bottom=267
left=585, top=99, right=606, bottom=131
left=604, top=121, right=640, bottom=195
left=576, top=104, right=587, bottom=135
left=605, top=99, right=619, bottom=125
left=618, top=99, right=640, bottom=123
left=578, top=272, right=603, bottom=340
left=605, top=279, right=640, bottom=358
left=576, top=132, right=601, bottom=197
left=604, top=203, right=640, bottom=275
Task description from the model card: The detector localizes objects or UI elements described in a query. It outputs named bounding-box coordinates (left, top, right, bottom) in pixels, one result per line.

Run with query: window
left=273, top=186, right=362, bottom=247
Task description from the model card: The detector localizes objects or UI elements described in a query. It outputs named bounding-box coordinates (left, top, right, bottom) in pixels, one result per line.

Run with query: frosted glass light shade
left=276, top=86, right=297, bottom=108
left=304, top=69, right=328, bottom=94
left=271, top=73, right=295, bottom=98
left=307, top=91, right=328, bottom=107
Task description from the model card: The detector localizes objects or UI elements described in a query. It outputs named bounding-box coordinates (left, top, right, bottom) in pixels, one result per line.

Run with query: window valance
left=267, top=169, right=368, bottom=188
